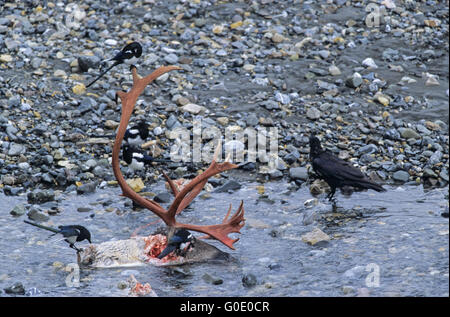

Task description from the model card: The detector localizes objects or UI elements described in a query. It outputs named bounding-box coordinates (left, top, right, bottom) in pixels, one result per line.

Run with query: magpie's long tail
left=24, top=220, right=60, bottom=234
left=157, top=245, right=176, bottom=259
left=89, top=134, right=116, bottom=138
left=86, top=61, right=120, bottom=88
left=143, top=155, right=172, bottom=164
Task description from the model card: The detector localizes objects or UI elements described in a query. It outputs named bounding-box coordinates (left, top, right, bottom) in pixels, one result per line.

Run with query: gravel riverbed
left=0, top=0, right=448, bottom=297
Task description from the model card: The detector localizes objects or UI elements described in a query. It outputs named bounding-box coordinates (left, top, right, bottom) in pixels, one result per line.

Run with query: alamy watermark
left=167, top=119, right=279, bottom=168
left=65, top=263, right=80, bottom=288
left=365, top=263, right=380, bottom=287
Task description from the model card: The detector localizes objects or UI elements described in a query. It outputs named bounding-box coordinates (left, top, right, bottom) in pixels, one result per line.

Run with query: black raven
left=309, top=135, right=386, bottom=202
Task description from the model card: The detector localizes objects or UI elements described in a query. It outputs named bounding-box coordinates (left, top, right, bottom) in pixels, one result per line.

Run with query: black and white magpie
left=122, top=144, right=170, bottom=172
left=86, top=41, right=142, bottom=88
left=24, top=220, right=92, bottom=252
left=123, top=121, right=149, bottom=147
left=157, top=229, right=195, bottom=260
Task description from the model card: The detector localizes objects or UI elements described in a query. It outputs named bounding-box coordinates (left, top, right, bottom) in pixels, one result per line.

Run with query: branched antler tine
left=112, top=66, right=181, bottom=227
left=167, top=139, right=234, bottom=217
left=161, top=171, right=204, bottom=215
left=176, top=201, right=245, bottom=249
left=222, top=204, right=233, bottom=223
left=167, top=158, right=237, bottom=218
left=175, top=179, right=208, bottom=215
left=197, top=204, right=233, bottom=240
left=162, top=171, right=179, bottom=197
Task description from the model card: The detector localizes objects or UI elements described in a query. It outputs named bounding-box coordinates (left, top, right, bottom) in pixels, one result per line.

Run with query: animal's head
left=309, top=135, right=323, bottom=157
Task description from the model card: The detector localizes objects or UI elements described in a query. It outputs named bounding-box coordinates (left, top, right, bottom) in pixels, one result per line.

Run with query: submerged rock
left=301, top=227, right=330, bottom=245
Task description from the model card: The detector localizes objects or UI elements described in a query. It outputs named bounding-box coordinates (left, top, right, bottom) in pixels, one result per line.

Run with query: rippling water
left=0, top=181, right=448, bottom=297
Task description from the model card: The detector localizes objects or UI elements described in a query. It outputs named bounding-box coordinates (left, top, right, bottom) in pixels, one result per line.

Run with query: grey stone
left=7, top=96, right=21, bottom=107
left=154, top=192, right=172, bottom=203
left=10, top=204, right=27, bottom=216
left=166, top=114, right=180, bottom=129
left=242, top=273, right=257, bottom=288
left=289, top=167, right=308, bottom=181
left=164, top=53, right=178, bottom=64
left=27, top=208, right=50, bottom=222
left=27, top=189, right=55, bottom=204
left=76, top=182, right=97, bottom=195
left=245, top=113, right=259, bottom=126
left=77, top=207, right=92, bottom=212
left=306, top=107, right=321, bottom=120
left=202, top=273, right=223, bottom=285
left=392, top=170, right=410, bottom=182
left=8, top=143, right=25, bottom=156
left=398, top=127, right=420, bottom=139
left=215, top=180, right=241, bottom=193
left=4, top=282, right=25, bottom=295
left=346, top=72, right=363, bottom=88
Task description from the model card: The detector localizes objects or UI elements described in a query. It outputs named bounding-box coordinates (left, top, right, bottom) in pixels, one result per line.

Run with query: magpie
left=309, top=135, right=386, bottom=202
left=24, top=220, right=92, bottom=252
left=157, top=229, right=195, bottom=260
left=124, top=121, right=149, bottom=147
left=123, top=144, right=170, bottom=172
left=86, top=41, right=142, bottom=88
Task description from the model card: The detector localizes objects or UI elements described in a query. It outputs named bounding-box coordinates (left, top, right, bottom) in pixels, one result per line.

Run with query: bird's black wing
left=157, top=245, right=177, bottom=259
left=313, top=152, right=366, bottom=181
left=313, top=152, right=385, bottom=191
left=58, top=226, right=81, bottom=238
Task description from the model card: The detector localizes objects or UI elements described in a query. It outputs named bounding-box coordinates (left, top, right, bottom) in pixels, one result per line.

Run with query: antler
left=112, top=66, right=245, bottom=249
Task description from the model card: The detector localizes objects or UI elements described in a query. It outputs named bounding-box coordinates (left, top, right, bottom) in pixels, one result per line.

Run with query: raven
left=309, top=135, right=386, bottom=202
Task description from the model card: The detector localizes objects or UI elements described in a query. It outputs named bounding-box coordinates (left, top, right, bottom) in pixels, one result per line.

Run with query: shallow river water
left=0, top=180, right=448, bottom=297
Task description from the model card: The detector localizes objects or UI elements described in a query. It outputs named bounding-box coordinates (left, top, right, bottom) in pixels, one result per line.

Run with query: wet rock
left=154, top=192, right=172, bottom=203
left=77, top=207, right=92, bottom=213
left=4, top=282, right=25, bottom=295
left=202, top=273, right=223, bottom=285
left=301, top=227, right=330, bottom=245
left=302, top=209, right=318, bottom=226
left=214, top=180, right=241, bottom=193
left=343, top=265, right=366, bottom=280
left=289, top=167, right=308, bottom=181
left=342, top=285, right=356, bottom=295
left=27, top=189, right=55, bottom=204
left=27, top=208, right=50, bottom=222
left=242, top=273, right=257, bottom=288
left=76, top=182, right=97, bottom=195
left=10, top=204, right=26, bottom=217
